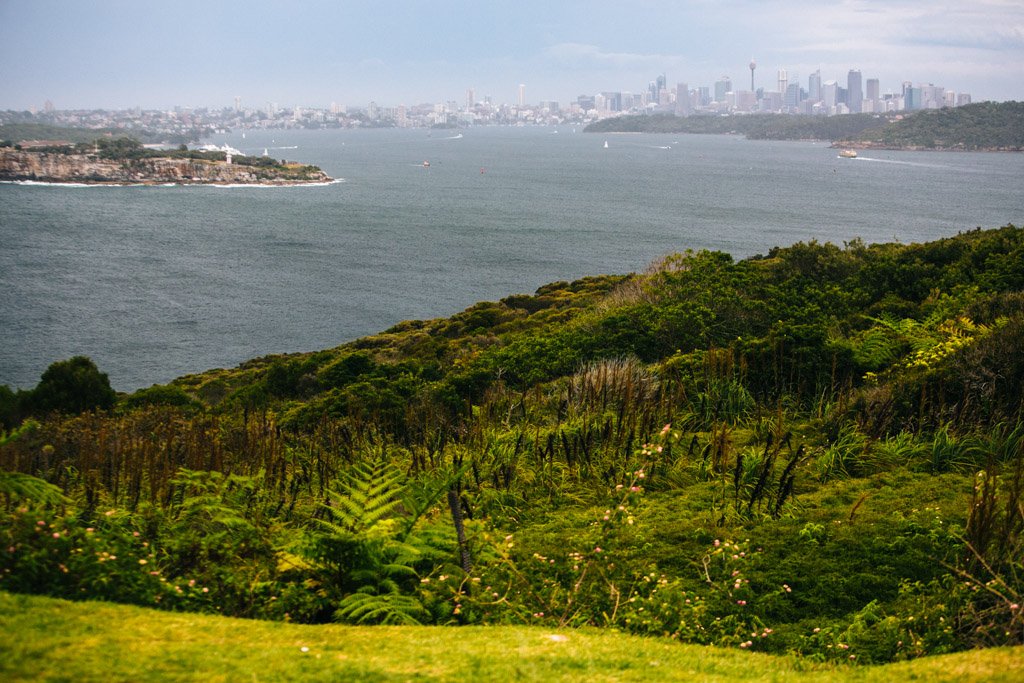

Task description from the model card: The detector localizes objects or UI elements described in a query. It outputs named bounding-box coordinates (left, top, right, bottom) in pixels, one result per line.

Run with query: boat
left=423, top=160, right=430, bottom=168
left=603, top=140, right=609, bottom=149
left=838, top=149, right=858, bottom=158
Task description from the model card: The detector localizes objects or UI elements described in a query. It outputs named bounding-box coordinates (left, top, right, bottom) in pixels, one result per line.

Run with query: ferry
left=838, top=149, right=858, bottom=159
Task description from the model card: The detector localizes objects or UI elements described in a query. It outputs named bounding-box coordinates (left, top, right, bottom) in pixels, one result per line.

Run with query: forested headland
left=2, top=226, right=1024, bottom=667
left=0, top=137, right=332, bottom=185
left=585, top=101, right=1024, bottom=151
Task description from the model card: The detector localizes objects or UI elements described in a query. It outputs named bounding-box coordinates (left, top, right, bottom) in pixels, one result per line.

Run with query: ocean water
left=2, top=127, right=1022, bottom=391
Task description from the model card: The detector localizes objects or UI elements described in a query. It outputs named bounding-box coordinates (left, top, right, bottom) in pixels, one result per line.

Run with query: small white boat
left=603, top=140, right=609, bottom=149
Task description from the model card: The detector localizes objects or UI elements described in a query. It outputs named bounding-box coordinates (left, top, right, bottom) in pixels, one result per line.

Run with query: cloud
left=542, top=43, right=682, bottom=71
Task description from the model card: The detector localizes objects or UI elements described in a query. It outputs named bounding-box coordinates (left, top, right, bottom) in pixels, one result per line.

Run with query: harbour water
left=2, top=127, right=1022, bottom=391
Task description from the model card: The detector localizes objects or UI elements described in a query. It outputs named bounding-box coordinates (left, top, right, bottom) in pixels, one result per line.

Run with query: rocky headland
left=0, top=149, right=333, bottom=185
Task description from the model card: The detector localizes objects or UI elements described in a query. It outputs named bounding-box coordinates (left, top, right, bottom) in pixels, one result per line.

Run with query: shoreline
left=830, top=141, right=1023, bottom=152
left=0, top=177, right=344, bottom=188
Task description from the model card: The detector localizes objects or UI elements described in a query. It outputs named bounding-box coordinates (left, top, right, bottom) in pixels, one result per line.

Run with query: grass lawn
left=2, top=591, right=1022, bottom=682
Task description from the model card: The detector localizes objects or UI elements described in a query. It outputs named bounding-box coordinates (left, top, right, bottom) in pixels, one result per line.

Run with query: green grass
left=2, top=592, right=1022, bottom=682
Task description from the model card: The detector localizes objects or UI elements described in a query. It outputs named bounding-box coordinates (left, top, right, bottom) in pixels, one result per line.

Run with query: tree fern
left=312, top=457, right=463, bottom=626
left=335, top=591, right=427, bottom=625
left=318, top=460, right=406, bottom=535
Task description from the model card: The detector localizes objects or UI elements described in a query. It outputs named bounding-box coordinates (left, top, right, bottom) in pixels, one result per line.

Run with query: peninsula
left=584, top=101, right=1024, bottom=151
left=0, top=138, right=333, bottom=185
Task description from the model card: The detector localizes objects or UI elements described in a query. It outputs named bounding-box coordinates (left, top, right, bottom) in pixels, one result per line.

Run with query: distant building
left=777, top=69, right=788, bottom=97
left=714, top=76, right=732, bottom=103
left=822, top=80, right=838, bottom=108
left=847, top=70, right=863, bottom=113
left=866, top=78, right=880, bottom=102
left=906, top=87, right=922, bottom=110
left=734, top=90, right=757, bottom=111
left=808, top=70, right=821, bottom=102
left=518, top=84, right=526, bottom=107
left=784, top=83, right=801, bottom=109
left=600, top=91, right=622, bottom=112
left=675, top=83, right=691, bottom=115
left=761, top=91, right=783, bottom=111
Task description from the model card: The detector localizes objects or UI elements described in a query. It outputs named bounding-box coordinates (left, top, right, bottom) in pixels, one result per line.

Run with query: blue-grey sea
left=2, top=127, right=1022, bottom=391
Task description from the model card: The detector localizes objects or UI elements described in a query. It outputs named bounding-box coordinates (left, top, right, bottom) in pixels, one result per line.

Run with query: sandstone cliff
left=0, top=150, right=333, bottom=185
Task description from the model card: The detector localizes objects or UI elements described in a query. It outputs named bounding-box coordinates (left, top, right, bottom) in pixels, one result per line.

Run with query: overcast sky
left=2, top=0, right=1022, bottom=110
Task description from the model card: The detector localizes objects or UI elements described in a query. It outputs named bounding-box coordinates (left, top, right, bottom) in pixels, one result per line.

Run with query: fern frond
left=323, top=460, right=408, bottom=533
left=335, top=592, right=426, bottom=625
left=0, top=470, right=67, bottom=505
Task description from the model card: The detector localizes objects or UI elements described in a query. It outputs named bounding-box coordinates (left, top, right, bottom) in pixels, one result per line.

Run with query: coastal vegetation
left=2, top=225, right=1024, bottom=672
left=584, top=102, right=1024, bottom=150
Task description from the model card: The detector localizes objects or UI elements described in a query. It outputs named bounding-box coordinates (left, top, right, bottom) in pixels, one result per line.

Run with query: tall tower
left=848, top=70, right=863, bottom=113
left=517, top=84, right=526, bottom=107
left=777, top=69, right=788, bottom=95
left=749, top=59, right=756, bottom=91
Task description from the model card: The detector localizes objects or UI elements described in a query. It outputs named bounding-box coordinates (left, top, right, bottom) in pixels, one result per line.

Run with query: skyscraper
left=675, top=83, right=690, bottom=116
left=865, top=78, right=879, bottom=102
left=808, top=70, right=821, bottom=102
left=517, top=84, right=526, bottom=107
left=822, top=80, right=838, bottom=108
left=714, top=76, right=732, bottom=103
left=847, top=70, right=863, bottom=113
left=777, top=69, right=788, bottom=96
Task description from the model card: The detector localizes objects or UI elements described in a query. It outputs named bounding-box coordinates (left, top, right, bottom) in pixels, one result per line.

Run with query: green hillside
left=2, top=225, right=1023, bottom=670
left=842, top=101, right=1024, bottom=150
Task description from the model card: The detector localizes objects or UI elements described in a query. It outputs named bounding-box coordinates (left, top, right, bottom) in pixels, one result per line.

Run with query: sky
left=1, top=0, right=1022, bottom=111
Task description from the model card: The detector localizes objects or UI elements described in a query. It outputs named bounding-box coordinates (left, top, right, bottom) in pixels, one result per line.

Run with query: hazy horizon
left=2, top=0, right=1022, bottom=111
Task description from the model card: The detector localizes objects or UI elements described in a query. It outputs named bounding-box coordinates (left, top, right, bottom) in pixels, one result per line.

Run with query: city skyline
left=1, top=0, right=1022, bottom=111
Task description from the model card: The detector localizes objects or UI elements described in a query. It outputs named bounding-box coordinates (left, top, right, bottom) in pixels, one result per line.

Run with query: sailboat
left=603, top=140, right=609, bottom=149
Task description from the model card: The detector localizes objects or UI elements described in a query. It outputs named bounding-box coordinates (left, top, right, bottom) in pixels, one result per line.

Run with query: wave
left=851, top=156, right=960, bottom=170
left=1, top=180, right=133, bottom=188
left=3, top=179, right=344, bottom=189
left=210, top=178, right=345, bottom=188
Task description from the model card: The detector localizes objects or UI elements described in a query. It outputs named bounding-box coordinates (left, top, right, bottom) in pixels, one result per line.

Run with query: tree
left=0, top=385, right=19, bottom=429
left=26, top=356, right=116, bottom=416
